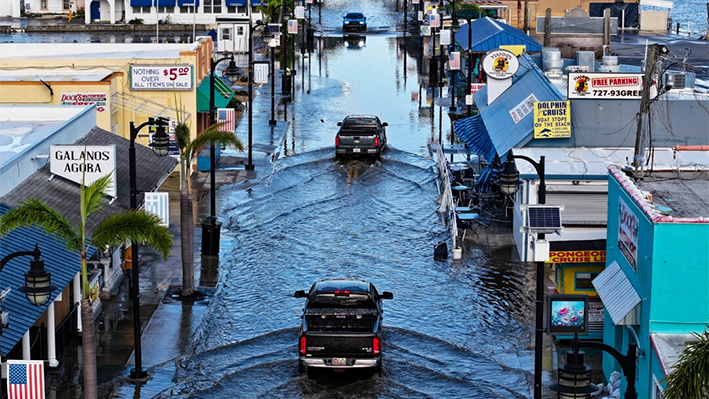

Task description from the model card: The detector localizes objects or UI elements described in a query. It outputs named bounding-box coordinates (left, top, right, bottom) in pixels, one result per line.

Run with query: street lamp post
left=498, top=155, right=546, bottom=399
left=247, top=23, right=273, bottom=171
left=0, top=245, right=57, bottom=398
left=550, top=333, right=638, bottom=399
left=450, top=8, right=460, bottom=111
left=464, top=15, right=473, bottom=116
left=201, top=55, right=240, bottom=257
left=269, top=44, right=277, bottom=125
left=128, top=117, right=170, bottom=379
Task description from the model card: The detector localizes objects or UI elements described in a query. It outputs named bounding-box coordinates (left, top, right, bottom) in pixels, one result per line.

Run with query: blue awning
left=157, top=0, right=176, bottom=6
left=251, top=0, right=266, bottom=5
left=453, top=113, right=496, bottom=163
left=474, top=164, right=501, bottom=193
left=226, top=0, right=245, bottom=6
left=131, top=0, right=152, bottom=6
left=178, top=0, right=200, bottom=5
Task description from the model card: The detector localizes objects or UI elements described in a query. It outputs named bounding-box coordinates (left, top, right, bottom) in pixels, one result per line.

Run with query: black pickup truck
left=294, top=279, right=393, bottom=377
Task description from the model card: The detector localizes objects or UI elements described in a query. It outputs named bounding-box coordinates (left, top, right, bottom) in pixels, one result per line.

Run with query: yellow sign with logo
left=546, top=250, right=606, bottom=264
left=533, top=101, right=571, bottom=138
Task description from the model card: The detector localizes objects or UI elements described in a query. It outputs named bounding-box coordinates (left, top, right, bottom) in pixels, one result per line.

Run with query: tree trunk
left=180, top=188, right=195, bottom=296
left=81, top=298, right=97, bottom=399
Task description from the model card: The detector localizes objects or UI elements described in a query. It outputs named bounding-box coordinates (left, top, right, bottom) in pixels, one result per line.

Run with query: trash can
left=201, top=216, right=222, bottom=255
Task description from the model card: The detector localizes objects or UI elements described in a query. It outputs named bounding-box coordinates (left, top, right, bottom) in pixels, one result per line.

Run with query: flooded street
left=147, top=149, right=535, bottom=398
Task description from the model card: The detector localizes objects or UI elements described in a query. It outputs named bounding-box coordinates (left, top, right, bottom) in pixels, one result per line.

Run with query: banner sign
left=130, top=65, right=194, bottom=90
left=568, top=73, right=644, bottom=99
left=60, top=93, right=107, bottom=112
left=546, top=250, right=606, bottom=264
left=470, top=83, right=485, bottom=94
left=618, top=197, right=639, bottom=271
left=50, top=145, right=117, bottom=197
left=482, top=49, right=519, bottom=80
left=7, top=360, right=45, bottom=399
left=534, top=100, right=571, bottom=138
left=509, top=93, right=537, bottom=124
left=288, top=19, right=298, bottom=34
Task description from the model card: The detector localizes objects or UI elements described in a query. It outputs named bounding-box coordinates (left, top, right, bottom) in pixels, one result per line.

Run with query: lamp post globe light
left=497, top=155, right=546, bottom=399
left=128, top=117, right=170, bottom=379
left=0, top=245, right=57, bottom=398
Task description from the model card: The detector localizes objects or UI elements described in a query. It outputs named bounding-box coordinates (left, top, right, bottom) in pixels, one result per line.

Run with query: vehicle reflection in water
left=343, top=34, right=366, bottom=50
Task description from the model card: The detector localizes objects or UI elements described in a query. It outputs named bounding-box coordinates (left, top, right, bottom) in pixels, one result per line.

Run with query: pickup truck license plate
left=352, top=148, right=361, bottom=153
left=332, top=358, right=347, bottom=366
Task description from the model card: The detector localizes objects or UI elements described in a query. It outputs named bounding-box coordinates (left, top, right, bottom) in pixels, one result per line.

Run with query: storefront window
left=221, top=28, right=231, bottom=40
left=204, top=0, right=222, bottom=13
left=41, top=0, right=48, bottom=9
left=575, top=272, right=599, bottom=290
left=63, top=0, right=71, bottom=9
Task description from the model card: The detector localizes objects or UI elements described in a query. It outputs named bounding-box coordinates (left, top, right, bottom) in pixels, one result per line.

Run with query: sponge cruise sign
left=50, top=145, right=117, bottom=197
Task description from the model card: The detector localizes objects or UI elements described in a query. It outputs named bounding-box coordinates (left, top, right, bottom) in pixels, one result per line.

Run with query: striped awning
left=196, top=74, right=235, bottom=113
left=592, top=260, right=641, bottom=325
left=453, top=113, right=496, bottom=163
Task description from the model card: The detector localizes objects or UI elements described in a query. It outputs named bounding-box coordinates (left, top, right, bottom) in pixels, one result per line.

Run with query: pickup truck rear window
left=309, top=293, right=375, bottom=309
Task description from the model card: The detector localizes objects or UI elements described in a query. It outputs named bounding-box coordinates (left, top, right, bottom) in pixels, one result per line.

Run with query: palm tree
left=174, top=108, right=242, bottom=297
left=663, top=326, right=709, bottom=399
left=0, top=173, right=172, bottom=399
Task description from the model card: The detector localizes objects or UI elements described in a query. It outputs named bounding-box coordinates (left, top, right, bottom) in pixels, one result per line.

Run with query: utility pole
left=523, top=0, right=529, bottom=34
left=634, top=44, right=657, bottom=176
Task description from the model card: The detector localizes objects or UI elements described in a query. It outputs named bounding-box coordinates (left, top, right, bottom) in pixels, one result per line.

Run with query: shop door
left=91, top=1, right=100, bottom=20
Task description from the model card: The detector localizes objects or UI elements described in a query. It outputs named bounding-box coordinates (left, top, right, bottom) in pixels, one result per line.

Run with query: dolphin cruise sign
left=50, top=145, right=117, bottom=197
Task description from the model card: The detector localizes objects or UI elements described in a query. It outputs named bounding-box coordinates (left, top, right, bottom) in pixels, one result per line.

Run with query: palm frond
left=175, top=122, right=190, bottom=152
left=90, top=211, right=173, bottom=260
left=0, top=198, right=82, bottom=251
left=82, top=173, right=113, bottom=218
left=663, top=327, right=709, bottom=399
left=187, top=124, right=244, bottom=158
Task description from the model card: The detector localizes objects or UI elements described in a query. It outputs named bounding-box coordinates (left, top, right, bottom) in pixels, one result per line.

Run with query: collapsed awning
left=592, top=260, right=641, bottom=325
left=650, top=332, right=695, bottom=377
left=197, top=75, right=235, bottom=113
left=452, top=113, right=496, bottom=163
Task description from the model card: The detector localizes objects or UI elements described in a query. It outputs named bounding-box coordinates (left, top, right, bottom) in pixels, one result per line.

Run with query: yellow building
left=0, top=39, right=233, bottom=148
left=493, top=0, right=642, bottom=31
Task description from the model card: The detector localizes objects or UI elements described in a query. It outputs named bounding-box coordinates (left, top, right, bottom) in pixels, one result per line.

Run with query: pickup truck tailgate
left=303, top=332, right=378, bottom=357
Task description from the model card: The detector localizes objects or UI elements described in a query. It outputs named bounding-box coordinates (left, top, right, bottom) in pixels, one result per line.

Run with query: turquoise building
left=597, top=165, right=709, bottom=398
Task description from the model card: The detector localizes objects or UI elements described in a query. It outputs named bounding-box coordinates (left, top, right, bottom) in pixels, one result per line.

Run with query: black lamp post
left=464, top=14, right=473, bottom=116
left=449, top=9, right=460, bottom=111
left=498, top=155, right=546, bottom=399
left=200, top=55, right=239, bottom=257
left=0, top=245, right=57, bottom=398
left=550, top=333, right=638, bottom=399
left=248, top=22, right=272, bottom=171
left=269, top=43, right=277, bottom=126
left=128, top=117, right=170, bottom=379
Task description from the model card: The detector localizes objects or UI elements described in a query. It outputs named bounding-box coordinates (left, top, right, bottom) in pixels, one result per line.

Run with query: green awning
left=197, top=74, right=235, bottom=112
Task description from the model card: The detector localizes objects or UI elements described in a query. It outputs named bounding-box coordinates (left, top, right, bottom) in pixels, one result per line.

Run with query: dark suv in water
left=335, top=115, right=388, bottom=160
left=342, top=12, right=367, bottom=32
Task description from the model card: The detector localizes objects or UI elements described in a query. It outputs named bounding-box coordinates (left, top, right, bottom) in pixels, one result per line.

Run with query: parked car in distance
left=335, top=115, right=388, bottom=160
left=342, top=12, right=367, bottom=32
left=294, top=279, right=393, bottom=378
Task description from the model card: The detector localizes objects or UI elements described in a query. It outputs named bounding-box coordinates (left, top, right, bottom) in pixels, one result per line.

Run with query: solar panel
left=527, top=206, right=562, bottom=230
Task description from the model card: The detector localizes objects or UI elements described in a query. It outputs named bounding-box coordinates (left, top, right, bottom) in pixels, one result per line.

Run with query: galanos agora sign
left=50, top=145, right=117, bottom=197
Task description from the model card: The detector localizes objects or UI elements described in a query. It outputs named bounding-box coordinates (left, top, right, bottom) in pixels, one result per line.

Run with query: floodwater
left=141, top=148, right=536, bottom=399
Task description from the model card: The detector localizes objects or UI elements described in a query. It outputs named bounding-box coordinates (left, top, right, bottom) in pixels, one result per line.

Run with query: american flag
left=217, top=108, right=236, bottom=132
left=8, top=360, right=44, bottom=399
left=288, top=19, right=298, bottom=34
left=449, top=52, right=460, bottom=70
left=428, top=13, right=440, bottom=27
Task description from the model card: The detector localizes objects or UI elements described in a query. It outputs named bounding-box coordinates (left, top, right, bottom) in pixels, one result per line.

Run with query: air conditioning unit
left=665, top=72, right=686, bottom=89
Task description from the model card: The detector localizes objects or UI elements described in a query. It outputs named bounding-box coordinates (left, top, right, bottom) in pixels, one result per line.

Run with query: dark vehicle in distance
left=335, top=115, right=388, bottom=160
left=294, top=279, right=393, bottom=377
left=342, top=12, right=367, bottom=32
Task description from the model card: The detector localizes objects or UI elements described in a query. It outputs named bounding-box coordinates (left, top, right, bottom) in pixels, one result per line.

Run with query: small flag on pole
left=288, top=19, right=298, bottom=34
left=428, top=13, right=440, bottom=28
left=450, top=52, right=460, bottom=70
left=8, top=360, right=45, bottom=399
left=217, top=108, right=236, bottom=132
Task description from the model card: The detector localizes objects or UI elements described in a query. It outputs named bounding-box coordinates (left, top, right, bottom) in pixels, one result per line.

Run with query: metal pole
left=209, top=58, right=217, bottom=217
left=128, top=120, right=151, bottom=380
left=247, top=25, right=255, bottom=170
left=534, top=155, right=545, bottom=399
left=467, top=17, right=472, bottom=116
left=270, top=45, right=276, bottom=125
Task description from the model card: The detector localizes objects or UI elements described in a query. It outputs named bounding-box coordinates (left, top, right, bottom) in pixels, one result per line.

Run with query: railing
left=435, top=144, right=458, bottom=248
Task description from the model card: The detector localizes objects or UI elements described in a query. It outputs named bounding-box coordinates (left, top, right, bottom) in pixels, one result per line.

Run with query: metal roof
left=0, top=70, right=115, bottom=82
left=452, top=113, right=496, bottom=162
left=0, top=43, right=198, bottom=60
left=454, top=17, right=543, bottom=53
left=0, top=127, right=179, bottom=236
left=592, top=260, right=641, bottom=325
left=0, top=203, right=96, bottom=357
left=651, top=332, right=694, bottom=377
left=474, top=53, right=564, bottom=159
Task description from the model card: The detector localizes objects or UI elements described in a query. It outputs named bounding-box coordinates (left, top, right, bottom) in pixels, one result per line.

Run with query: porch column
left=74, top=272, right=82, bottom=332
left=109, top=0, right=116, bottom=24
left=47, top=301, right=58, bottom=368
left=22, top=333, right=30, bottom=360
